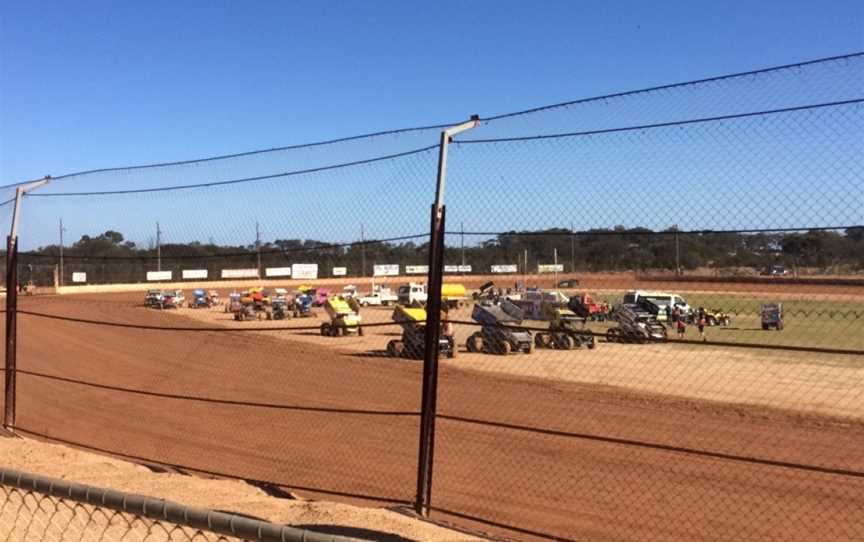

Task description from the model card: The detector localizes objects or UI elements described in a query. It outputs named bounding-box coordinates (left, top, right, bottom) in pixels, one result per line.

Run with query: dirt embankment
left=0, top=436, right=480, bottom=541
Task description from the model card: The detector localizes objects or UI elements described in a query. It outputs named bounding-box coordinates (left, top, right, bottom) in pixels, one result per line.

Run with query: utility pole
left=360, top=224, right=366, bottom=278
left=554, top=248, right=558, bottom=291
left=255, top=222, right=262, bottom=278
left=674, top=224, right=681, bottom=276
left=570, top=221, right=576, bottom=274
left=523, top=249, right=528, bottom=285
left=460, top=221, right=465, bottom=276
left=156, top=222, right=162, bottom=273
left=59, top=218, right=66, bottom=287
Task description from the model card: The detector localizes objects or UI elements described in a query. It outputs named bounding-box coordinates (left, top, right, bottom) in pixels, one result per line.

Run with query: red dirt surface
left=8, top=292, right=864, bottom=541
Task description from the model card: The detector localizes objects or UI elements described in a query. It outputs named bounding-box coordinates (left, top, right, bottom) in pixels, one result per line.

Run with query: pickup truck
left=357, top=289, right=398, bottom=306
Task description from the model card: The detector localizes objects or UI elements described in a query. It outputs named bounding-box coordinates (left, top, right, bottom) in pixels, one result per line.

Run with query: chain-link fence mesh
left=11, top=141, right=438, bottom=506
left=0, top=468, right=347, bottom=542
left=426, top=54, right=864, bottom=541
left=0, top=486, right=238, bottom=541
left=2, top=53, right=863, bottom=541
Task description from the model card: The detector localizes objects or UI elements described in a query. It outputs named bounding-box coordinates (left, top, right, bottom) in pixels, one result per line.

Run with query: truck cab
left=398, top=283, right=428, bottom=306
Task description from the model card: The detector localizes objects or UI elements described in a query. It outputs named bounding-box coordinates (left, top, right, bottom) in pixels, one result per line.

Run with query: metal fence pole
left=415, top=203, right=446, bottom=516
left=415, top=116, right=478, bottom=517
left=4, top=235, right=18, bottom=430
left=3, top=176, right=51, bottom=431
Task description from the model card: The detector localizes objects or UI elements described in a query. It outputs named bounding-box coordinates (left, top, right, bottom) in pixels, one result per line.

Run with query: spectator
left=665, top=305, right=672, bottom=322
left=698, top=315, right=707, bottom=341
left=442, top=308, right=454, bottom=340
left=676, top=318, right=686, bottom=339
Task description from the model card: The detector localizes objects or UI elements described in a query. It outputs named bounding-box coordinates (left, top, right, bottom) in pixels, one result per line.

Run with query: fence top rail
left=0, top=467, right=357, bottom=542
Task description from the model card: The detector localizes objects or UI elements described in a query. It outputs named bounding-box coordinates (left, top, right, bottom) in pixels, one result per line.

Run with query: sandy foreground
left=0, top=435, right=481, bottom=542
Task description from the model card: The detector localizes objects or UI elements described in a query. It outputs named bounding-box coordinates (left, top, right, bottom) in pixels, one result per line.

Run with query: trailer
left=466, top=300, right=533, bottom=355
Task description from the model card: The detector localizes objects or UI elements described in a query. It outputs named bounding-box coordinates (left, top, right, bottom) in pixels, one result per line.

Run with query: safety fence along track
left=2, top=52, right=863, bottom=541
left=0, top=468, right=353, bottom=542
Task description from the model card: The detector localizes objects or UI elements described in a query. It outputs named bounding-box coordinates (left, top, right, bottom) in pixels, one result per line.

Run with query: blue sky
left=1, top=0, right=862, bottom=249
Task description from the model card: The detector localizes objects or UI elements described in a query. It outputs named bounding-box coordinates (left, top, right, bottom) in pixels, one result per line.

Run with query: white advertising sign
left=491, top=265, right=518, bottom=274
left=221, top=268, right=259, bottom=279
left=182, top=269, right=208, bottom=280
left=458, top=265, right=472, bottom=273
left=291, top=263, right=319, bottom=280
left=146, top=270, right=173, bottom=281
left=405, top=265, right=428, bottom=274
left=332, top=267, right=347, bottom=276
left=373, top=264, right=399, bottom=277
left=265, top=267, right=292, bottom=277
left=538, top=264, right=565, bottom=273
left=72, top=272, right=87, bottom=283
left=444, top=265, right=459, bottom=273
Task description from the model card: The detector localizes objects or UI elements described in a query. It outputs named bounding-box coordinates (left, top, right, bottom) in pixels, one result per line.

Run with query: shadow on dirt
left=348, top=351, right=422, bottom=362
left=295, top=524, right=415, bottom=542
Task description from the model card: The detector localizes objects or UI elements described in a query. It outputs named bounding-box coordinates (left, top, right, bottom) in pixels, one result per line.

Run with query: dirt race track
left=6, top=288, right=864, bottom=541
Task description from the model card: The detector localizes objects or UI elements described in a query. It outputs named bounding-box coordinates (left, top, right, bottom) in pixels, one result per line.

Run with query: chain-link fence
left=0, top=468, right=350, bottom=542
left=2, top=52, right=863, bottom=541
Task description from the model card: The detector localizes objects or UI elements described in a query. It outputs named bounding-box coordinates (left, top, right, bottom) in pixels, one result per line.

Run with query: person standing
left=665, top=305, right=672, bottom=323
left=677, top=317, right=686, bottom=339
left=698, top=315, right=707, bottom=342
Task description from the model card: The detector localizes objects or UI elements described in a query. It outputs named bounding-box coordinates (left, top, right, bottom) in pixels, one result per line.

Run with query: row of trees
left=13, top=226, right=864, bottom=285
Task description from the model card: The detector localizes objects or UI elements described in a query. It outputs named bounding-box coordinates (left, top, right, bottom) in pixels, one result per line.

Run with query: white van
left=622, top=291, right=690, bottom=321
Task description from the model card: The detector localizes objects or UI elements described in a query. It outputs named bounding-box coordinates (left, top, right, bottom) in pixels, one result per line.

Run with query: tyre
left=446, top=338, right=457, bottom=359
left=499, top=341, right=512, bottom=355
left=762, top=323, right=769, bottom=331
left=466, top=333, right=482, bottom=353
left=535, top=333, right=549, bottom=348
left=586, top=336, right=597, bottom=349
left=320, top=323, right=331, bottom=336
left=606, top=328, right=619, bottom=343
left=386, top=340, right=399, bottom=357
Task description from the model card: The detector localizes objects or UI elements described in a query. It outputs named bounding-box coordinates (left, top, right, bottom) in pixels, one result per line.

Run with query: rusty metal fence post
left=4, top=235, right=17, bottom=430
left=415, top=116, right=479, bottom=516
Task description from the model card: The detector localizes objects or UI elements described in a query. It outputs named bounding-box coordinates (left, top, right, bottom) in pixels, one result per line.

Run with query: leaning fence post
left=3, top=176, right=51, bottom=432
left=4, top=235, right=18, bottom=430
left=415, top=116, right=479, bottom=517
